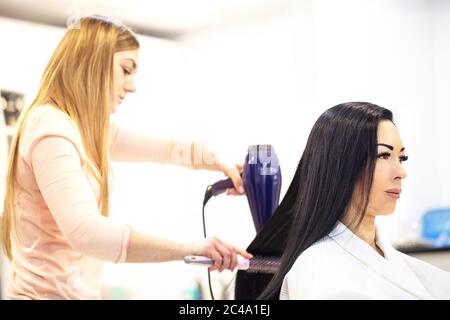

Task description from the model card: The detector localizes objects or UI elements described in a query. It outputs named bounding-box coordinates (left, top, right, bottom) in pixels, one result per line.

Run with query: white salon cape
left=280, top=222, right=450, bottom=299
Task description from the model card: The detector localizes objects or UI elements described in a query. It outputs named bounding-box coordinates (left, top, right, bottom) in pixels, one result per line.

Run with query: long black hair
left=234, top=102, right=393, bottom=300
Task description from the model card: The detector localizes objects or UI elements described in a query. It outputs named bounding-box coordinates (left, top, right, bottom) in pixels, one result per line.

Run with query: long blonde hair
left=1, top=15, right=139, bottom=260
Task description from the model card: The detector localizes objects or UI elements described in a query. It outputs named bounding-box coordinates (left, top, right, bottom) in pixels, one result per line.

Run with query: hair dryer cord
left=202, top=185, right=215, bottom=300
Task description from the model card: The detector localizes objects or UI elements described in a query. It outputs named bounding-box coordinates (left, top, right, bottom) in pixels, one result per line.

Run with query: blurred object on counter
left=1, top=89, right=24, bottom=127
left=422, top=208, right=450, bottom=248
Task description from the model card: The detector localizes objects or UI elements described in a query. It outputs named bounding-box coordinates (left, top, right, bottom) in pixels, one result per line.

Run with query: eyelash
left=122, top=67, right=131, bottom=75
left=377, top=152, right=409, bottom=163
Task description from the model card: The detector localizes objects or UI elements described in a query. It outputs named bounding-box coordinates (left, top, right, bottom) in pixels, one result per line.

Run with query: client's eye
left=377, top=152, right=390, bottom=160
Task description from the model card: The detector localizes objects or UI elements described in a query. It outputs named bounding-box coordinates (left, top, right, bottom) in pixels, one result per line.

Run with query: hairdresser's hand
left=219, top=163, right=245, bottom=196
left=191, top=237, right=253, bottom=272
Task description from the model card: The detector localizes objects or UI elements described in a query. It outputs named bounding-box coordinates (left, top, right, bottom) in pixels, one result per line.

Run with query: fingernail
left=239, top=186, right=245, bottom=193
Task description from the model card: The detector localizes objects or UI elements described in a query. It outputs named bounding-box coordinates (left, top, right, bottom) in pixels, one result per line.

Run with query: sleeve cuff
left=116, top=225, right=131, bottom=263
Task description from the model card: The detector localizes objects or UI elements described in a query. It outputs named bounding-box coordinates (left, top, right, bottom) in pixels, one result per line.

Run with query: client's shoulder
left=292, top=236, right=342, bottom=270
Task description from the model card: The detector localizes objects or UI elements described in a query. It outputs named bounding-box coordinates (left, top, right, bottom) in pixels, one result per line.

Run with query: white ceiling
left=0, top=0, right=292, bottom=39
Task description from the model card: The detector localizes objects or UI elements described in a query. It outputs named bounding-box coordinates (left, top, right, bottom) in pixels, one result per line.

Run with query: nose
left=395, top=161, right=407, bottom=180
left=124, top=80, right=136, bottom=93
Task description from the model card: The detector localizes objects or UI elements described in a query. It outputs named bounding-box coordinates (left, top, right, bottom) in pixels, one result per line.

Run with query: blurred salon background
left=0, top=0, right=449, bottom=299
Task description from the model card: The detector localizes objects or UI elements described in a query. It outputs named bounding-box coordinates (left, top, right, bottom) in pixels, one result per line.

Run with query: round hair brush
left=184, top=255, right=280, bottom=274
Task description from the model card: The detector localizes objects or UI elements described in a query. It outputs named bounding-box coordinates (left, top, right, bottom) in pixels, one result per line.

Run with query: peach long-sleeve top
left=7, top=105, right=214, bottom=299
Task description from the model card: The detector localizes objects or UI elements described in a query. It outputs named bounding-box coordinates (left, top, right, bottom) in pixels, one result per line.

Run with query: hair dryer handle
left=203, top=173, right=244, bottom=205
left=209, top=177, right=236, bottom=197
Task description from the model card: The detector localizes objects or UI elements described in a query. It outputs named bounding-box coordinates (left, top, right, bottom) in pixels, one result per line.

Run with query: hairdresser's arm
left=110, top=121, right=223, bottom=169
left=126, top=230, right=252, bottom=271
left=31, top=136, right=249, bottom=267
left=109, top=121, right=244, bottom=193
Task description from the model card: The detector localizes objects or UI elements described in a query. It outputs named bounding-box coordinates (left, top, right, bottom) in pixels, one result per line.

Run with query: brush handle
left=184, top=255, right=250, bottom=270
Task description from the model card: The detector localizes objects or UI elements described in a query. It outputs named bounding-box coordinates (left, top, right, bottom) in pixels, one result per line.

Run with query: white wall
left=432, top=0, right=450, bottom=207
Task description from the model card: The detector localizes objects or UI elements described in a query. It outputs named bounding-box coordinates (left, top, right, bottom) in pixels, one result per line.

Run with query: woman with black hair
left=235, top=102, right=450, bottom=300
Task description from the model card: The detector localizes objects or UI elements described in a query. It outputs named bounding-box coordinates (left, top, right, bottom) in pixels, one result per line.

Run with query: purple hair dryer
left=203, top=144, right=282, bottom=234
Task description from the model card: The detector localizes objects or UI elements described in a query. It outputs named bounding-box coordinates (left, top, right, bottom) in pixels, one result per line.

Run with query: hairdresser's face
left=366, top=120, right=408, bottom=216
left=111, top=49, right=139, bottom=113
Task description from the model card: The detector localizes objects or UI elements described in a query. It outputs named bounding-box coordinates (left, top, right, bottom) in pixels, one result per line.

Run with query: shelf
left=396, top=243, right=450, bottom=254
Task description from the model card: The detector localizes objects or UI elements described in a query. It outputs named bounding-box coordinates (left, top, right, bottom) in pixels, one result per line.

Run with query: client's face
left=366, top=120, right=408, bottom=216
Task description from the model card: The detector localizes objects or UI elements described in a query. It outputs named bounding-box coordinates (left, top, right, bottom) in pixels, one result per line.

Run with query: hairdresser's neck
left=341, top=213, right=384, bottom=257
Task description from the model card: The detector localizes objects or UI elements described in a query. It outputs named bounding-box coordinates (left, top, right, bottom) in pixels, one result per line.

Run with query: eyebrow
left=377, top=143, right=405, bottom=152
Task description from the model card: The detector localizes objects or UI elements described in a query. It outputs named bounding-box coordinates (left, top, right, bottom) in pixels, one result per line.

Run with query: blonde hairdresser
left=1, top=15, right=250, bottom=299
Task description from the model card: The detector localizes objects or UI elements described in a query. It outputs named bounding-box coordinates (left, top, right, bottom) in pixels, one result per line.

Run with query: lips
left=385, top=188, right=401, bottom=199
